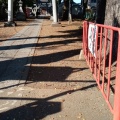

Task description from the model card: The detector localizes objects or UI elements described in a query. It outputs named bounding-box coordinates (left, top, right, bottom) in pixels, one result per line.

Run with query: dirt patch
left=26, top=20, right=94, bottom=90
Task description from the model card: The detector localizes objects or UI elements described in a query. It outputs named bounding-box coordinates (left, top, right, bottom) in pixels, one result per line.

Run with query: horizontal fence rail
left=82, top=21, right=120, bottom=120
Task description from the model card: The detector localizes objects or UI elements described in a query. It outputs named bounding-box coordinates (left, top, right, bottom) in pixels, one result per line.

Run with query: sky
left=74, top=0, right=81, bottom=3
left=61, top=0, right=81, bottom=3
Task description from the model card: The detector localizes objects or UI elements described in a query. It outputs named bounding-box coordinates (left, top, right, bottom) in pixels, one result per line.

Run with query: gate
left=82, top=21, right=120, bottom=120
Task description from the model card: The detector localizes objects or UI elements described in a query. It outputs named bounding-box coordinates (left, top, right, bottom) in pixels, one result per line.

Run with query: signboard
left=88, top=24, right=97, bottom=57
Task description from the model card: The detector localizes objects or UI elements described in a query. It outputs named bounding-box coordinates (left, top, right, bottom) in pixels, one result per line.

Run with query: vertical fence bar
left=84, top=22, right=87, bottom=56
left=107, top=30, right=113, bottom=100
left=91, top=56, right=94, bottom=73
left=90, top=52, right=92, bottom=70
left=83, top=22, right=85, bottom=55
left=98, top=27, right=103, bottom=84
left=88, top=51, right=90, bottom=63
left=102, top=28, right=108, bottom=91
left=113, top=31, right=120, bottom=120
left=95, top=25, right=99, bottom=80
left=85, top=21, right=88, bottom=59
left=83, top=22, right=86, bottom=56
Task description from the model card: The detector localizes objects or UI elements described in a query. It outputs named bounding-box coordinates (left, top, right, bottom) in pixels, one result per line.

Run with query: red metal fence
left=82, top=21, right=120, bottom=120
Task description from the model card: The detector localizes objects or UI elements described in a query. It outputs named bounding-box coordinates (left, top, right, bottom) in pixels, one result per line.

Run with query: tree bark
left=95, top=0, right=106, bottom=24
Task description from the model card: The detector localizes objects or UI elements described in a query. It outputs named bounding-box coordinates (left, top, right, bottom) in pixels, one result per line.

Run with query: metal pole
left=8, top=0, right=13, bottom=22
left=57, top=0, right=59, bottom=22
left=68, top=0, right=72, bottom=24
left=52, top=0, right=57, bottom=23
left=46, top=3, right=48, bottom=15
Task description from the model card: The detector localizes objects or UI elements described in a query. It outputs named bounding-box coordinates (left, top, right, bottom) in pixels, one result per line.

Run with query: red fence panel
left=82, top=21, right=120, bottom=120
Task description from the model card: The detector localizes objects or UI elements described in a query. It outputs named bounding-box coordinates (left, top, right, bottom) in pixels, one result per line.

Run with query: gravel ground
left=25, top=20, right=112, bottom=120
left=26, top=20, right=84, bottom=89
left=0, top=19, right=113, bottom=120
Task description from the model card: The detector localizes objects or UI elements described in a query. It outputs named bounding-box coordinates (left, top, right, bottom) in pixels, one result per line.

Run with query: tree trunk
left=82, top=0, right=88, bottom=19
left=59, top=0, right=61, bottom=4
left=61, top=0, right=69, bottom=21
left=95, top=0, right=106, bottom=24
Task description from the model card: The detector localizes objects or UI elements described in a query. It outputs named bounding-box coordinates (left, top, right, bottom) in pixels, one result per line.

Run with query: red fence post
left=113, top=30, right=120, bottom=120
left=83, top=21, right=88, bottom=56
left=82, top=21, right=85, bottom=55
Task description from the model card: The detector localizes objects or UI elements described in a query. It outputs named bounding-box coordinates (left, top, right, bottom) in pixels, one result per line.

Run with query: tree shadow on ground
left=58, top=28, right=83, bottom=38
left=0, top=100, right=61, bottom=120
left=0, top=83, right=97, bottom=120
left=0, top=22, right=97, bottom=91
left=0, top=20, right=100, bottom=120
left=0, top=38, right=80, bottom=51
left=27, top=66, right=88, bottom=82
left=0, top=49, right=81, bottom=81
left=0, top=21, right=95, bottom=112
left=0, top=27, right=82, bottom=42
left=0, top=47, right=96, bottom=91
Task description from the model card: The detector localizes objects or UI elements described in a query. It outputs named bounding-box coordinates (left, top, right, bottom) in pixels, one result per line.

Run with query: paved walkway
left=0, top=19, right=42, bottom=88
left=0, top=19, right=113, bottom=120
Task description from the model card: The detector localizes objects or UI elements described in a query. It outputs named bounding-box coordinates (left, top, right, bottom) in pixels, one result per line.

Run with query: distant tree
left=0, top=0, right=7, bottom=4
left=0, top=0, right=7, bottom=20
